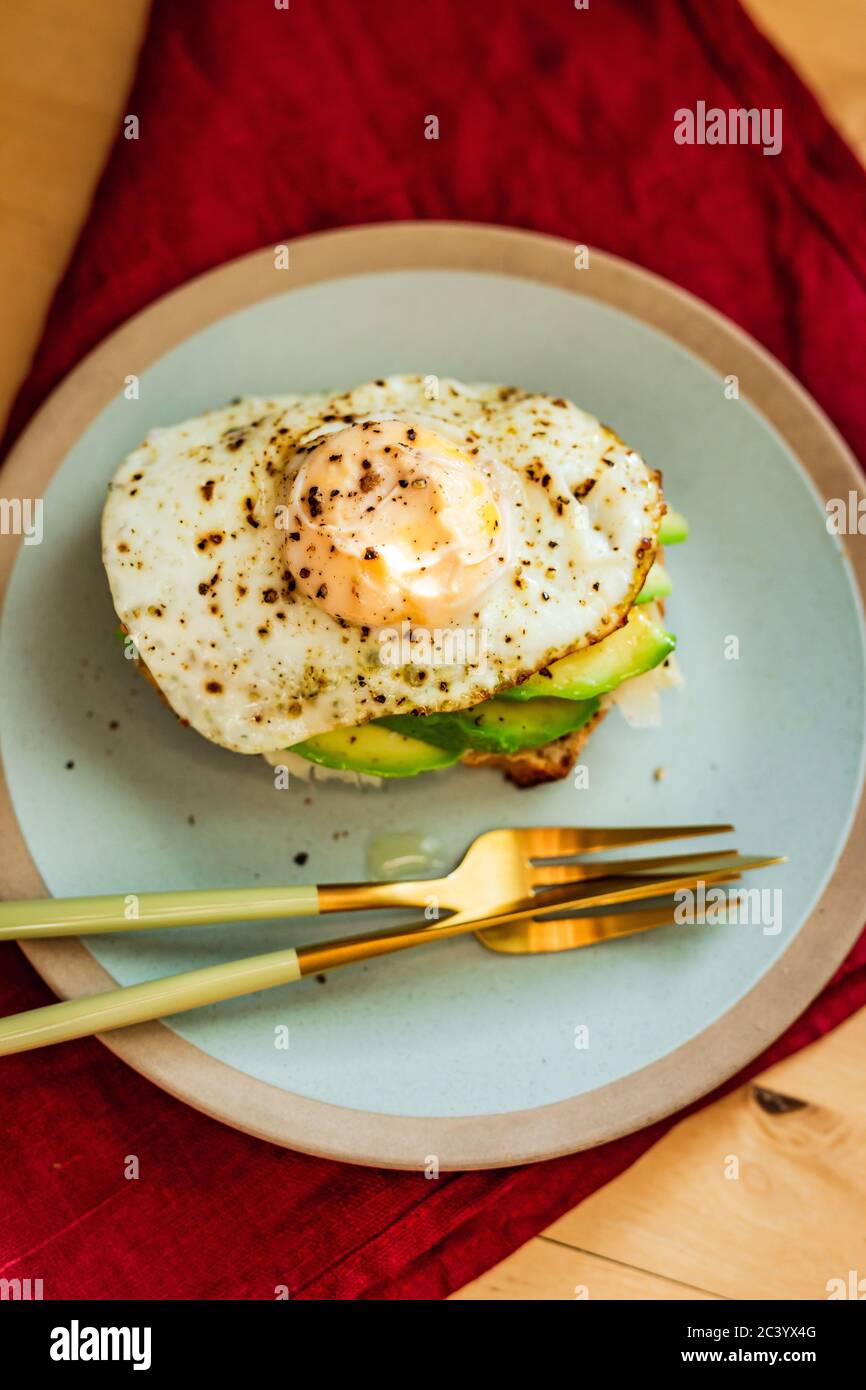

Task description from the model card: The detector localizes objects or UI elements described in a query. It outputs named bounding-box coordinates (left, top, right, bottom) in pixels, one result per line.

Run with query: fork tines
left=523, top=823, right=735, bottom=864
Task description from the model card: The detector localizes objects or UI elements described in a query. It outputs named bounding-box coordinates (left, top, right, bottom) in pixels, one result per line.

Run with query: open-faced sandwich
left=102, top=376, right=686, bottom=786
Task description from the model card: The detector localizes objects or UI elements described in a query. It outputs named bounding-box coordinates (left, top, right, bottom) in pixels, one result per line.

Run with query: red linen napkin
left=2, top=0, right=865, bottom=1300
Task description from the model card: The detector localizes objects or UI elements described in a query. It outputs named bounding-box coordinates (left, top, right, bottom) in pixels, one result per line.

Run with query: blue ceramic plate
left=1, top=225, right=865, bottom=1167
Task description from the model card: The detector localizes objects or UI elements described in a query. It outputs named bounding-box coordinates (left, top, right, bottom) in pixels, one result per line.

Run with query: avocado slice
left=291, top=724, right=460, bottom=777
left=659, top=510, right=689, bottom=545
left=498, top=609, right=676, bottom=703
left=380, top=695, right=599, bottom=756
left=634, top=562, right=672, bottom=605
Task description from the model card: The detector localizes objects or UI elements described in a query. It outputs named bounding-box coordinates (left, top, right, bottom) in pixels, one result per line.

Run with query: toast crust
left=461, top=708, right=608, bottom=787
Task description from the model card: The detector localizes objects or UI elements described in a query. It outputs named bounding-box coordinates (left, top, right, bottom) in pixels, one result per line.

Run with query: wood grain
left=0, top=0, right=150, bottom=432
left=745, top=0, right=866, bottom=163
left=453, top=1239, right=720, bottom=1302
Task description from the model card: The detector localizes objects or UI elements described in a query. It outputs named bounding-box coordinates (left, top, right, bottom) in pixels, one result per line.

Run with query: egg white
left=102, top=376, right=663, bottom=754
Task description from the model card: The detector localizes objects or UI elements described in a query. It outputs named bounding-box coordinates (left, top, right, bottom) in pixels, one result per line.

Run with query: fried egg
left=102, top=376, right=663, bottom=754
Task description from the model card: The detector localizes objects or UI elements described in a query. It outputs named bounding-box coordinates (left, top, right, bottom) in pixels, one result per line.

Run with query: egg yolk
left=283, top=419, right=512, bottom=628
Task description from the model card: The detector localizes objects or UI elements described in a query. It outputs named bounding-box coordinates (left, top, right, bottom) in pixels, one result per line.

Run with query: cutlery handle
left=0, top=885, right=320, bottom=939
left=0, top=946, right=304, bottom=1055
left=0, top=903, right=482, bottom=1055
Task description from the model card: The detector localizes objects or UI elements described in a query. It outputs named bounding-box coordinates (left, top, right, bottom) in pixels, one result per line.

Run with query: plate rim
left=2, top=219, right=865, bottom=1170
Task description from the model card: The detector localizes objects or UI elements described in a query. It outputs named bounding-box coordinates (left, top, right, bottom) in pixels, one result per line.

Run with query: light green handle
left=0, top=946, right=304, bottom=1055
left=0, top=885, right=320, bottom=940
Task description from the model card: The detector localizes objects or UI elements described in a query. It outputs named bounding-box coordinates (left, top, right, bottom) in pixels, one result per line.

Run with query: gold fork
left=0, top=822, right=732, bottom=939
left=0, top=855, right=783, bottom=1056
